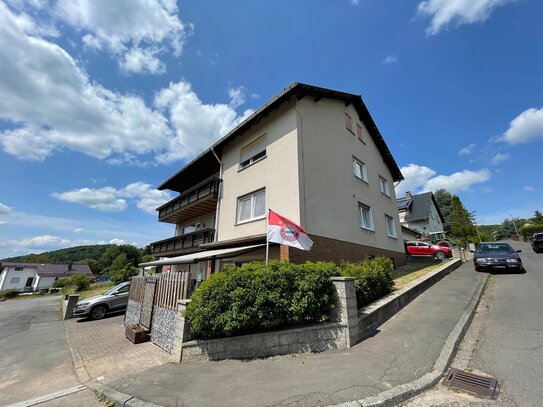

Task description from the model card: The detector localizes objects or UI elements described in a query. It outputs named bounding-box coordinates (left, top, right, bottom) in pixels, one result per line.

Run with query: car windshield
left=534, top=233, right=543, bottom=241
left=102, top=283, right=127, bottom=295
left=476, top=244, right=514, bottom=253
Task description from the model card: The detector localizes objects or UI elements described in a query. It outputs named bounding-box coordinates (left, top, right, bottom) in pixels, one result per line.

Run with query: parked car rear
left=531, top=233, right=543, bottom=253
left=405, top=241, right=453, bottom=260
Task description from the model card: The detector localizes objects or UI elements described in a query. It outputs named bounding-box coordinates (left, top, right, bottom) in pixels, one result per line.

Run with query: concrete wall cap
left=331, top=276, right=355, bottom=282
left=178, top=299, right=191, bottom=305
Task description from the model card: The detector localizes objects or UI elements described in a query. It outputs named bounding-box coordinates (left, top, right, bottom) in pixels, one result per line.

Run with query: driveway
left=0, top=296, right=79, bottom=406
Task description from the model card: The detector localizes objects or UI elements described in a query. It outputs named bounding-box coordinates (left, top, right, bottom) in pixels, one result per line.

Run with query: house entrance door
left=25, top=277, right=34, bottom=290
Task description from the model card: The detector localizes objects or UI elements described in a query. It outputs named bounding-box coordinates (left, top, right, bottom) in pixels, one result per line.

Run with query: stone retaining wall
left=181, top=322, right=345, bottom=363
left=150, top=306, right=178, bottom=353
left=124, top=299, right=141, bottom=326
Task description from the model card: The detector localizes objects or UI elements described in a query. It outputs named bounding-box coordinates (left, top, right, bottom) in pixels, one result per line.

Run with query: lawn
left=391, top=261, right=444, bottom=289
left=62, top=282, right=115, bottom=300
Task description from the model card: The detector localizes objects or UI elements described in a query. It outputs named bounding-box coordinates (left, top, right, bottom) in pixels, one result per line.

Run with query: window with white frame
left=359, top=203, right=374, bottom=230
left=353, top=158, right=368, bottom=182
left=237, top=189, right=266, bottom=223
left=385, top=215, right=397, bottom=238
left=240, top=134, right=266, bottom=169
left=379, top=176, right=390, bottom=196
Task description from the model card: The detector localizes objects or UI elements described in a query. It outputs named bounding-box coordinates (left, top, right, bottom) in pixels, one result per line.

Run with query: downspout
left=211, top=147, right=222, bottom=242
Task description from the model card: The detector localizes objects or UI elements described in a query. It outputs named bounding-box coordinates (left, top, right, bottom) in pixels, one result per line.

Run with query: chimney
left=406, top=191, right=412, bottom=198
left=67, top=261, right=73, bottom=271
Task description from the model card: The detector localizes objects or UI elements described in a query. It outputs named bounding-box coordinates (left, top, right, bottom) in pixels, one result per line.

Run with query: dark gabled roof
left=158, top=82, right=403, bottom=192
left=397, top=192, right=444, bottom=223
left=0, top=262, right=93, bottom=277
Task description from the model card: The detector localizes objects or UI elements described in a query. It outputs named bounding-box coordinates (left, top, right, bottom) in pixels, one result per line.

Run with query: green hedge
left=519, top=224, right=543, bottom=240
left=184, top=261, right=336, bottom=339
left=339, top=258, right=394, bottom=308
left=0, top=289, right=19, bottom=301
left=52, top=274, right=91, bottom=291
left=184, top=258, right=395, bottom=339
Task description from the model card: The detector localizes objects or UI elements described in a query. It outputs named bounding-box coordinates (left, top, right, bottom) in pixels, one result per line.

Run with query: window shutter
left=240, top=135, right=266, bottom=164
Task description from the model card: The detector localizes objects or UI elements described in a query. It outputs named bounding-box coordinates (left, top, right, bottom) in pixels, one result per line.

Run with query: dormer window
left=240, top=134, right=266, bottom=169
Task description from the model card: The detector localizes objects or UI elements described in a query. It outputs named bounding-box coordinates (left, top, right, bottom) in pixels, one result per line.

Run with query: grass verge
left=392, top=261, right=444, bottom=289
left=62, top=282, right=115, bottom=300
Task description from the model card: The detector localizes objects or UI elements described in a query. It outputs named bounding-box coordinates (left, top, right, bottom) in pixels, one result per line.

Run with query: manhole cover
left=443, top=368, right=499, bottom=399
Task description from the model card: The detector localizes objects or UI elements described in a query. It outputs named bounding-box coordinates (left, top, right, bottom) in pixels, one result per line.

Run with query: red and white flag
left=267, top=210, right=313, bottom=251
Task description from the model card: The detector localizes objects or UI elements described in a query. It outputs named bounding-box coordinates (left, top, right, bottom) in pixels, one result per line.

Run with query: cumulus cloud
left=108, top=238, right=126, bottom=245
left=383, top=55, right=398, bottom=64
left=396, top=163, right=491, bottom=195
left=458, top=143, right=476, bottom=155
left=154, top=80, right=253, bottom=163
left=0, top=4, right=251, bottom=165
left=490, top=152, right=510, bottom=165
left=55, top=0, right=191, bottom=74
left=417, top=0, right=516, bottom=35
left=228, top=86, right=247, bottom=109
left=20, top=234, right=71, bottom=247
left=0, top=203, right=11, bottom=214
left=500, top=107, right=543, bottom=144
left=52, top=182, right=172, bottom=214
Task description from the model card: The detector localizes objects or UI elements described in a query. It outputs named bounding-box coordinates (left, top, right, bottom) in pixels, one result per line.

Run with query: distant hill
left=1, top=244, right=120, bottom=263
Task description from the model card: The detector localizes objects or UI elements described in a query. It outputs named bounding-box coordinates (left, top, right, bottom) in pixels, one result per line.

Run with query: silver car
left=73, top=281, right=131, bottom=320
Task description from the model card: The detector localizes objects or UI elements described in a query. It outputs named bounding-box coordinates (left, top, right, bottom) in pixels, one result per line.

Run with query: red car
left=405, top=241, right=453, bottom=260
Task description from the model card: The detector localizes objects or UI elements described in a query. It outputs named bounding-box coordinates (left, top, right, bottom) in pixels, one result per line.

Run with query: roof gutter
left=211, top=147, right=222, bottom=242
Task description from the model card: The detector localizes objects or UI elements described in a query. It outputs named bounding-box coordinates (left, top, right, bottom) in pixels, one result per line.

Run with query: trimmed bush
left=184, top=261, right=336, bottom=339
left=52, top=278, right=69, bottom=288
left=67, top=274, right=91, bottom=291
left=0, top=289, right=19, bottom=301
left=340, top=257, right=394, bottom=308
left=519, top=224, right=543, bottom=240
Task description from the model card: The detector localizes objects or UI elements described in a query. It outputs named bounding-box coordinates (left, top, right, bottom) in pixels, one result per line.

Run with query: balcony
left=157, top=177, right=221, bottom=224
left=150, top=228, right=215, bottom=257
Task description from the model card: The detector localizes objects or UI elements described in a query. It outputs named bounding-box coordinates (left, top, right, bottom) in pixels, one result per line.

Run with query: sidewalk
left=101, top=262, right=486, bottom=407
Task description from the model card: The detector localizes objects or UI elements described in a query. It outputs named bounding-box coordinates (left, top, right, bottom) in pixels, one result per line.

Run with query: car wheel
left=434, top=251, right=446, bottom=260
left=89, top=305, right=107, bottom=320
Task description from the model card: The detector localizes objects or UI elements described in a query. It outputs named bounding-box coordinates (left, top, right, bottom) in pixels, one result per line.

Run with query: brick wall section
left=283, top=234, right=407, bottom=267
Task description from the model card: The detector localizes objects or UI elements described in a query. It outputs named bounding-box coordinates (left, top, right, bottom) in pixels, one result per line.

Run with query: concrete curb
left=89, top=381, right=163, bottom=407
left=63, top=318, right=91, bottom=383
left=332, top=270, right=490, bottom=407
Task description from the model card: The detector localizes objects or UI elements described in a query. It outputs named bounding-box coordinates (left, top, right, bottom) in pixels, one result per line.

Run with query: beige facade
left=152, top=83, right=406, bottom=266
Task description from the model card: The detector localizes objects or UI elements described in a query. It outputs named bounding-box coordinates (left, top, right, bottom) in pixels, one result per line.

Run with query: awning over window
left=138, top=244, right=265, bottom=267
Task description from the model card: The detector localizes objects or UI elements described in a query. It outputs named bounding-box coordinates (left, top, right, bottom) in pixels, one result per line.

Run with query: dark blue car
left=472, top=242, right=524, bottom=273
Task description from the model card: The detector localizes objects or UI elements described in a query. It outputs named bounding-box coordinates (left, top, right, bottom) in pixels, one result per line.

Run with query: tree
left=104, top=253, right=139, bottom=283
left=450, top=195, right=476, bottom=247
left=434, top=189, right=453, bottom=234
left=533, top=210, right=543, bottom=224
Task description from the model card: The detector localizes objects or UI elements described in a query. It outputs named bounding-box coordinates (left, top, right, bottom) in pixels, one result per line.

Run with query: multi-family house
left=147, top=83, right=406, bottom=282
left=396, top=191, right=445, bottom=237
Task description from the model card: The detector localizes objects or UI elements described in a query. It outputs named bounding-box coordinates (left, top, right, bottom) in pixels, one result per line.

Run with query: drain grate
left=443, top=368, right=499, bottom=399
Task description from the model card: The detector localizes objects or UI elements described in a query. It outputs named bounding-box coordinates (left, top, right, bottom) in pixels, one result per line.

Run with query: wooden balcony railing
left=150, top=228, right=215, bottom=257
left=157, top=177, right=220, bottom=224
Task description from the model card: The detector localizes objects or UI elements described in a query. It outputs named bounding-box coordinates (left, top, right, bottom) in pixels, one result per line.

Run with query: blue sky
left=1, top=0, right=542, bottom=258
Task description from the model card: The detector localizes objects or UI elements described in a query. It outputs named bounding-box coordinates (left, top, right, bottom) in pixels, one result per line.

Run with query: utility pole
left=509, top=215, right=521, bottom=240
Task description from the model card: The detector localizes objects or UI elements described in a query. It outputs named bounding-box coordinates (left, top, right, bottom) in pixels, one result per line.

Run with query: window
left=15, top=267, right=23, bottom=271
left=10, top=277, right=20, bottom=284
left=356, top=123, right=365, bottom=143
left=240, top=134, right=266, bottom=169
left=183, top=224, right=196, bottom=234
left=345, top=113, right=353, bottom=133
left=359, top=204, right=374, bottom=230
left=379, top=177, right=390, bottom=196
left=237, top=189, right=266, bottom=223
left=386, top=215, right=397, bottom=238
left=353, top=158, right=368, bottom=182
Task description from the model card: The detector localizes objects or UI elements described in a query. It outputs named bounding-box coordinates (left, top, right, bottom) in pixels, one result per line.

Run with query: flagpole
left=265, top=209, right=270, bottom=266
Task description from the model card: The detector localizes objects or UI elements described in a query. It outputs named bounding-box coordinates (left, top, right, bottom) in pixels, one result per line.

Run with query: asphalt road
left=468, top=240, right=543, bottom=406
left=0, top=296, right=80, bottom=406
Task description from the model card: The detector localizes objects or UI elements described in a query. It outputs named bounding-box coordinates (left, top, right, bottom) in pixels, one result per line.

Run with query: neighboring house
left=401, top=225, right=422, bottom=242
left=0, top=262, right=92, bottom=292
left=396, top=191, right=444, bottom=236
left=146, top=82, right=406, bottom=279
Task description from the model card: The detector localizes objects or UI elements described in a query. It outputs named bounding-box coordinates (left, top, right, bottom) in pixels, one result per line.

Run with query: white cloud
left=500, top=107, right=543, bottom=144
left=120, top=47, right=166, bottom=75
left=524, top=185, right=535, bottom=192
left=0, top=203, right=11, bottom=214
left=73, top=227, right=84, bottom=233
left=417, top=0, right=516, bottom=35
left=228, top=86, right=246, bottom=109
left=55, top=0, right=191, bottom=74
left=458, top=143, right=476, bottom=155
left=0, top=221, right=7, bottom=226
left=20, top=234, right=70, bottom=247
left=490, top=152, right=510, bottom=165
left=396, top=163, right=491, bottom=195
left=383, top=55, right=398, bottom=64
left=52, top=182, right=172, bottom=214
left=108, top=238, right=126, bottom=245
left=0, top=3, right=174, bottom=162
left=350, top=0, right=360, bottom=6
left=154, top=80, right=253, bottom=163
